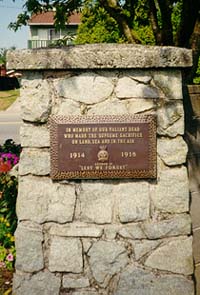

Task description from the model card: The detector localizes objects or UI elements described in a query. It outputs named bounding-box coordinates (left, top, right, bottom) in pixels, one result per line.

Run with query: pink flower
left=6, top=253, right=14, bottom=262
left=0, top=152, right=19, bottom=171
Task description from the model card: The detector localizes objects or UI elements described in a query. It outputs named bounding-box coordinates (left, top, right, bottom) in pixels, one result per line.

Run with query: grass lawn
left=0, top=90, right=20, bottom=111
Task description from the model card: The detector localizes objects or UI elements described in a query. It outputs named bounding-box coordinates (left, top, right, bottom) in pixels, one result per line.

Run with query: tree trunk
left=101, top=0, right=140, bottom=43
left=184, top=16, right=200, bottom=84
left=148, top=0, right=162, bottom=44
left=176, top=0, right=200, bottom=48
left=157, top=0, right=173, bottom=45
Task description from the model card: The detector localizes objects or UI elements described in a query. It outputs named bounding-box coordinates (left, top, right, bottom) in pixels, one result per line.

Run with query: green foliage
left=0, top=139, right=21, bottom=157
left=0, top=140, right=21, bottom=272
left=48, top=33, right=76, bottom=47
left=0, top=47, right=16, bottom=65
left=0, top=174, right=17, bottom=271
left=76, top=5, right=124, bottom=44
left=0, top=245, right=15, bottom=271
left=132, top=25, right=155, bottom=45
left=76, top=0, right=155, bottom=44
left=4, top=0, right=200, bottom=83
left=193, top=58, right=200, bottom=85
left=134, top=0, right=150, bottom=27
left=0, top=174, right=18, bottom=235
left=8, top=12, right=30, bottom=32
left=0, top=48, right=6, bottom=65
left=171, top=0, right=183, bottom=42
left=9, top=0, right=83, bottom=31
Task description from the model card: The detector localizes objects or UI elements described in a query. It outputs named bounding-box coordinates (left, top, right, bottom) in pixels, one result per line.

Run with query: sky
left=0, top=0, right=28, bottom=49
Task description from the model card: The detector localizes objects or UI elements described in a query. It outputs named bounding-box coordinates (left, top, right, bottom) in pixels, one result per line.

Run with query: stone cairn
left=7, top=44, right=194, bottom=295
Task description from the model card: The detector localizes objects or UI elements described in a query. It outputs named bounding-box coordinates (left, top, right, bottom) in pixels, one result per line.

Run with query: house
left=28, top=11, right=81, bottom=49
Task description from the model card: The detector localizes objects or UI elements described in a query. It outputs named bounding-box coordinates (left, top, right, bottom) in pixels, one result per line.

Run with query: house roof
left=28, top=11, right=81, bottom=25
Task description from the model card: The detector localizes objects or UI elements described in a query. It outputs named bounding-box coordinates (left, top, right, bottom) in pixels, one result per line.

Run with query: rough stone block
left=152, top=167, right=189, bottom=213
left=124, top=70, right=152, bottom=83
left=116, top=77, right=159, bottom=99
left=104, top=224, right=146, bottom=240
left=63, top=275, right=90, bottom=289
left=115, top=265, right=194, bottom=295
left=19, top=148, right=50, bottom=176
left=145, top=237, right=193, bottom=275
left=20, top=79, right=52, bottom=122
left=48, top=237, right=83, bottom=273
left=13, top=271, right=61, bottom=295
left=190, top=192, right=200, bottom=229
left=117, top=182, right=150, bottom=222
left=187, top=152, right=200, bottom=193
left=103, top=225, right=122, bottom=240
left=15, top=223, right=44, bottom=272
left=157, top=136, right=188, bottom=165
left=195, top=264, right=200, bottom=295
left=72, top=291, right=98, bottom=295
left=7, top=45, right=192, bottom=70
left=77, top=181, right=114, bottom=224
left=54, top=72, right=114, bottom=104
left=52, top=98, right=81, bottom=116
left=87, top=98, right=128, bottom=115
left=153, top=70, right=182, bottom=100
left=49, top=223, right=103, bottom=237
left=20, top=124, right=50, bottom=147
left=127, top=98, right=155, bottom=114
left=17, top=176, right=76, bottom=223
left=193, top=229, right=200, bottom=264
left=82, top=239, right=93, bottom=254
left=157, top=102, right=184, bottom=137
left=118, top=224, right=146, bottom=239
left=143, top=214, right=191, bottom=239
left=88, top=240, right=128, bottom=286
left=133, top=240, right=161, bottom=260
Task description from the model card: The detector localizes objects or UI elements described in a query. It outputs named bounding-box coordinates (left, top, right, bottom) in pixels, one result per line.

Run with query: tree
left=0, top=48, right=7, bottom=64
left=0, top=47, right=16, bottom=65
left=76, top=0, right=155, bottom=44
left=8, top=0, right=200, bottom=82
left=75, top=3, right=124, bottom=44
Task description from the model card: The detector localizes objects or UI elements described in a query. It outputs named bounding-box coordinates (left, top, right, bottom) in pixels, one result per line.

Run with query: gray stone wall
left=7, top=45, right=194, bottom=295
left=186, top=85, right=200, bottom=295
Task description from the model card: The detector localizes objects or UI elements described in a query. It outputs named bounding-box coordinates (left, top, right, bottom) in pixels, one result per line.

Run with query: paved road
left=0, top=112, right=22, bottom=144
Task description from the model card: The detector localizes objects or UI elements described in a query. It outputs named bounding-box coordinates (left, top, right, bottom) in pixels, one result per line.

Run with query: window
left=49, top=29, right=61, bottom=40
left=31, top=28, right=38, bottom=38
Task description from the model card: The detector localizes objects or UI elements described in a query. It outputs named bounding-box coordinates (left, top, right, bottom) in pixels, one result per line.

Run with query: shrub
left=0, top=139, right=21, bottom=157
left=0, top=140, right=21, bottom=272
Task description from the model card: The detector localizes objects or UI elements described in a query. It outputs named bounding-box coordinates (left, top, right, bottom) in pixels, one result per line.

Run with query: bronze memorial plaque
left=50, top=115, right=157, bottom=180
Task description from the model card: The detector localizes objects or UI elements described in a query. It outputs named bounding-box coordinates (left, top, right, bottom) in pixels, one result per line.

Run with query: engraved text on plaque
left=50, top=115, right=156, bottom=179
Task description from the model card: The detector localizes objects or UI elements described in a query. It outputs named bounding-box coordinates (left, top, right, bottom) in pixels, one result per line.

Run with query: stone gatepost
left=7, top=44, right=194, bottom=295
